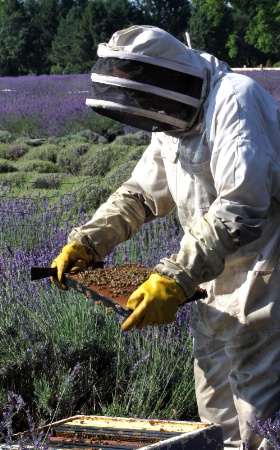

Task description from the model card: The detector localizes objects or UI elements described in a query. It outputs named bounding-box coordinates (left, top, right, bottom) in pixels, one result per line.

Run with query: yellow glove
left=121, top=273, right=186, bottom=331
left=51, top=242, right=94, bottom=290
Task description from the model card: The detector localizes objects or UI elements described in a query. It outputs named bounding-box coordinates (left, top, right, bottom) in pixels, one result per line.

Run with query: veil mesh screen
left=92, top=58, right=203, bottom=99
left=88, top=57, right=203, bottom=132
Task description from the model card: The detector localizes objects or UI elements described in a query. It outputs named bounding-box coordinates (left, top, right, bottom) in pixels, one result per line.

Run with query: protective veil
left=86, top=25, right=207, bottom=133
left=70, top=26, right=280, bottom=449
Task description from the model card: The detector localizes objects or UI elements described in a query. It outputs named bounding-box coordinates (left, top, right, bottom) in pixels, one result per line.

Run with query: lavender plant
left=0, top=75, right=122, bottom=138
left=0, top=183, right=198, bottom=429
left=244, top=412, right=280, bottom=449
left=0, top=392, right=51, bottom=449
left=103, top=308, right=197, bottom=421
left=0, top=364, right=82, bottom=450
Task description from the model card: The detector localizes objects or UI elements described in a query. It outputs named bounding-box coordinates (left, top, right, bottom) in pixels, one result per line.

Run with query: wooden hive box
left=34, top=415, right=224, bottom=449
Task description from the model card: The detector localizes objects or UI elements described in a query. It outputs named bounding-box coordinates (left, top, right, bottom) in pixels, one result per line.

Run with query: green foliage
left=191, top=0, right=226, bottom=27
left=73, top=184, right=112, bottom=213
left=1, top=115, right=39, bottom=138
left=0, top=133, right=146, bottom=206
left=0, top=284, right=119, bottom=428
left=114, top=130, right=151, bottom=147
left=0, top=273, right=198, bottom=429
left=57, top=144, right=89, bottom=175
left=75, top=129, right=104, bottom=143
left=0, top=158, right=17, bottom=173
left=226, top=31, right=239, bottom=60
left=80, top=146, right=112, bottom=177
left=188, top=0, right=234, bottom=63
left=130, top=0, right=191, bottom=41
left=34, top=375, right=54, bottom=417
left=50, top=0, right=137, bottom=74
left=106, top=160, right=139, bottom=189
left=0, top=130, right=13, bottom=143
left=7, top=143, right=29, bottom=161
left=20, top=143, right=58, bottom=163
left=33, top=174, right=62, bottom=190
left=15, top=159, right=63, bottom=174
left=0, top=0, right=29, bottom=76
left=245, top=1, right=280, bottom=56
left=0, top=0, right=59, bottom=75
left=0, top=171, right=27, bottom=185
left=0, top=144, right=9, bottom=159
left=62, top=114, right=123, bottom=143
left=16, top=0, right=59, bottom=75
left=79, top=143, right=145, bottom=178
left=4, top=0, right=280, bottom=74
left=50, top=5, right=89, bottom=74
left=191, top=0, right=280, bottom=67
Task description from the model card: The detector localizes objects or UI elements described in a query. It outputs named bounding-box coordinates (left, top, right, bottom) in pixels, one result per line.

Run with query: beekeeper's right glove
left=51, top=242, right=94, bottom=290
left=122, top=273, right=186, bottom=331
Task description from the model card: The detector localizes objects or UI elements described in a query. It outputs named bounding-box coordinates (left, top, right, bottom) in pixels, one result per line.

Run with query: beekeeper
left=51, top=26, right=280, bottom=450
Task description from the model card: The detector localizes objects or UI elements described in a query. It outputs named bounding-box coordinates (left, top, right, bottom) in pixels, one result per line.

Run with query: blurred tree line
left=0, top=0, right=279, bottom=76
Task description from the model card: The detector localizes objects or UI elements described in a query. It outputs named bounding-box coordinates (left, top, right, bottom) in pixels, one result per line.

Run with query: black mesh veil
left=92, top=58, right=202, bottom=98
left=86, top=57, right=204, bottom=132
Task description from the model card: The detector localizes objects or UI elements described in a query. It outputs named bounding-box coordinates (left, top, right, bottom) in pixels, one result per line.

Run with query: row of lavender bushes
left=0, top=132, right=150, bottom=208
left=2, top=186, right=280, bottom=449
left=0, top=70, right=280, bottom=448
left=0, top=187, right=198, bottom=436
left=0, top=71, right=279, bottom=140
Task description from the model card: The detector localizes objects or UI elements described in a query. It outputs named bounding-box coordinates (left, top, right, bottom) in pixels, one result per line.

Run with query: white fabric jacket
left=69, top=29, right=280, bottom=340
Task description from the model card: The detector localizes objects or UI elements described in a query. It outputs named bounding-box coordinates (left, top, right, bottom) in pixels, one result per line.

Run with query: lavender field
left=0, top=189, right=197, bottom=437
left=241, top=69, right=280, bottom=107
left=0, top=74, right=121, bottom=138
left=0, top=70, right=280, bottom=446
left=0, top=70, right=279, bottom=139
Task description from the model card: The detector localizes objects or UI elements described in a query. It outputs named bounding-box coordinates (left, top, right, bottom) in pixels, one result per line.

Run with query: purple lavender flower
left=0, top=75, right=93, bottom=137
left=131, top=352, right=152, bottom=375
left=246, top=412, right=280, bottom=449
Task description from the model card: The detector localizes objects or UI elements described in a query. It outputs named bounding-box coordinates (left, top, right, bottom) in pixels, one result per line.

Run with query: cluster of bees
left=74, top=264, right=154, bottom=301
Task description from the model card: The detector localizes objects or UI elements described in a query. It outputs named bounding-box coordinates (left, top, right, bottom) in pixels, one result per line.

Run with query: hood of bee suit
left=86, top=25, right=214, bottom=134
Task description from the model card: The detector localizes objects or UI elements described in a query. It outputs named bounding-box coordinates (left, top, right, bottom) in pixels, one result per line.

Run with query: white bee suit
left=68, top=26, right=280, bottom=449
left=123, top=79, right=280, bottom=450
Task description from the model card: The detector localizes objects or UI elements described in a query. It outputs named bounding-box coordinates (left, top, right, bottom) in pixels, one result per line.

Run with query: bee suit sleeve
left=155, top=213, right=239, bottom=299
left=68, top=187, right=150, bottom=260
left=68, top=138, right=176, bottom=262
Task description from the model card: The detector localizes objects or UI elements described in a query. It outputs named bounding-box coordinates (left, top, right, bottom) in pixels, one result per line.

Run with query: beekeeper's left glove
left=51, top=242, right=94, bottom=290
left=121, top=273, right=186, bottom=331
